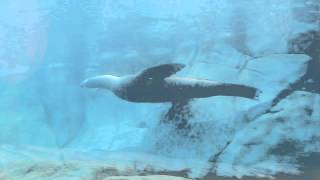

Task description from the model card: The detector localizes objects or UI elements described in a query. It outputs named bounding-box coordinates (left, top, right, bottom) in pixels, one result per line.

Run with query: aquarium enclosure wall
left=0, top=0, right=319, bottom=180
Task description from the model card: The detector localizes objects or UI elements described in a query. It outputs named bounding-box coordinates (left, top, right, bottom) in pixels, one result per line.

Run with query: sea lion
left=80, top=63, right=260, bottom=102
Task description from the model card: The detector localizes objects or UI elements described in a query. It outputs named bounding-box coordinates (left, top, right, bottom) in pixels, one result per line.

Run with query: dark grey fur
left=112, top=63, right=260, bottom=103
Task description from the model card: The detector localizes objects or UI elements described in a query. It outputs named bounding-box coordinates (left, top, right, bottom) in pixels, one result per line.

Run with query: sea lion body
left=114, top=77, right=257, bottom=103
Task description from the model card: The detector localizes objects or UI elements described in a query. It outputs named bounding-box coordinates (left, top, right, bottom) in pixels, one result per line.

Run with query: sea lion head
left=80, top=75, right=120, bottom=90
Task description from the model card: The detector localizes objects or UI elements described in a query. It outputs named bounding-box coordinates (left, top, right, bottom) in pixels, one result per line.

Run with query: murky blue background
left=0, top=0, right=319, bottom=179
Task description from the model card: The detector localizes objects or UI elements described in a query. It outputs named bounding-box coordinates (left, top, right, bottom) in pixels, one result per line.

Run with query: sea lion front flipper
left=137, top=63, right=185, bottom=81
left=161, top=99, right=192, bottom=130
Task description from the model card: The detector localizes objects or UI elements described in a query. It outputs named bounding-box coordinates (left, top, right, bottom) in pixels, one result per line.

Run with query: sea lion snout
left=80, top=78, right=100, bottom=88
left=81, top=76, right=118, bottom=90
left=80, top=80, right=88, bottom=88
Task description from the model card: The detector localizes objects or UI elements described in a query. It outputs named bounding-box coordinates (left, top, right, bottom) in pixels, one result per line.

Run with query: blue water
left=0, top=1, right=319, bottom=179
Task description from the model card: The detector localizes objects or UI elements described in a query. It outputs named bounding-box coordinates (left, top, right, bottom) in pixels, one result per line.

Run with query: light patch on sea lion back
left=166, top=77, right=222, bottom=87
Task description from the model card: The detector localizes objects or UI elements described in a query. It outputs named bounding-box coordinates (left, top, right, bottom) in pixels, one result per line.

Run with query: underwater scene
left=0, top=0, right=319, bottom=180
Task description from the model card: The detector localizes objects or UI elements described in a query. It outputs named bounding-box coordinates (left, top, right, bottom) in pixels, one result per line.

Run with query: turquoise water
left=0, top=1, right=319, bottom=179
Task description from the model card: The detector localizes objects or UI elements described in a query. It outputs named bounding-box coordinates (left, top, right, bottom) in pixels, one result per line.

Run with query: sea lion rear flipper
left=137, top=63, right=185, bottom=81
left=213, top=83, right=261, bottom=100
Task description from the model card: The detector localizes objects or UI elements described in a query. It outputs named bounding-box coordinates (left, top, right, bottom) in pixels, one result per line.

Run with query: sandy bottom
left=0, top=145, right=319, bottom=180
